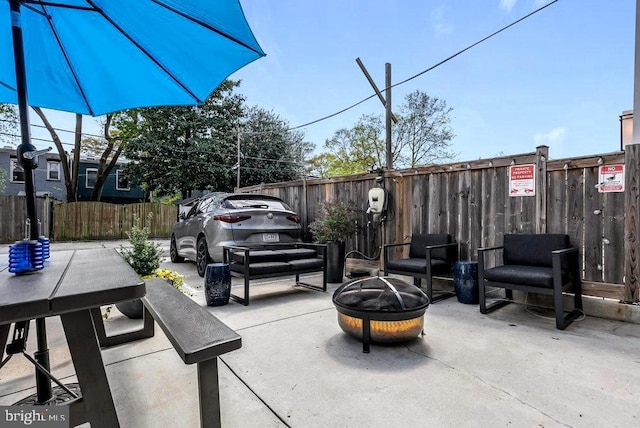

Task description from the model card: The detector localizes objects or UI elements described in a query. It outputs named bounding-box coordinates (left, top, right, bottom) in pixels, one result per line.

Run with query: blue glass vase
left=205, top=263, right=231, bottom=306
left=453, top=261, right=479, bottom=304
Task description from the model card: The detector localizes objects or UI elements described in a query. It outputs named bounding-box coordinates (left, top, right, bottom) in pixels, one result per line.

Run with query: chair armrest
left=383, top=242, right=410, bottom=265
left=477, top=245, right=503, bottom=272
left=477, top=245, right=503, bottom=253
left=425, top=242, right=458, bottom=266
left=223, top=245, right=251, bottom=264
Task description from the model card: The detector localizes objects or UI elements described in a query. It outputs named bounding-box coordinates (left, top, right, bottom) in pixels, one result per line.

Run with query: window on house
left=10, top=159, right=24, bottom=183
left=47, top=161, right=60, bottom=181
left=116, top=170, right=130, bottom=191
left=85, top=168, right=97, bottom=189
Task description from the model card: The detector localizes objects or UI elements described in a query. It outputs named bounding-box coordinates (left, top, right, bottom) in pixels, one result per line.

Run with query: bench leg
left=198, top=358, right=222, bottom=428
left=91, top=306, right=154, bottom=348
left=0, top=323, right=9, bottom=361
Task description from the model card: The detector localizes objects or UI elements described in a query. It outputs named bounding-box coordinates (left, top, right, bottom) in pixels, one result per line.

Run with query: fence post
left=624, top=144, right=639, bottom=303
left=535, top=145, right=548, bottom=234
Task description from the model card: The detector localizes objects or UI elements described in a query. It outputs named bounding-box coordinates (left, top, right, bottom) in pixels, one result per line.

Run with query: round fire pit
left=332, top=276, right=430, bottom=353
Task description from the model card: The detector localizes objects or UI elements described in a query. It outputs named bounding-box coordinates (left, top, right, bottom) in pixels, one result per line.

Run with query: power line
left=289, top=0, right=559, bottom=130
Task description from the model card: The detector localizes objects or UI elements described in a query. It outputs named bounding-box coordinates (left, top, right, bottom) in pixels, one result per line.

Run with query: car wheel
left=196, top=237, right=211, bottom=277
left=170, top=235, right=184, bottom=263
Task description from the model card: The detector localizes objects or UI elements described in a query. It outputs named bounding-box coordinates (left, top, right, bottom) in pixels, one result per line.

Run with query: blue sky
left=230, top=0, right=635, bottom=162
left=27, top=0, right=636, bottom=164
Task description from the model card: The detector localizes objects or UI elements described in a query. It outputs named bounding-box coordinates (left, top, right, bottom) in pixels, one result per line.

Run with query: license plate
left=263, top=233, right=280, bottom=242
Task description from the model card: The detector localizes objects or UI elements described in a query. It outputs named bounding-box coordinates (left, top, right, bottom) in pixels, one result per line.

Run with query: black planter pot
left=326, top=241, right=346, bottom=283
left=115, top=299, right=144, bottom=319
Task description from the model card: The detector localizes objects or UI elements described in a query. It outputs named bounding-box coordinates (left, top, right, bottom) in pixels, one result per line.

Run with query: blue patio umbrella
left=0, top=0, right=264, bottom=404
left=1, top=0, right=265, bottom=240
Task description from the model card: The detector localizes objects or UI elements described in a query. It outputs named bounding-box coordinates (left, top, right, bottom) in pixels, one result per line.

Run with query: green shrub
left=309, top=201, right=359, bottom=243
left=120, top=213, right=162, bottom=276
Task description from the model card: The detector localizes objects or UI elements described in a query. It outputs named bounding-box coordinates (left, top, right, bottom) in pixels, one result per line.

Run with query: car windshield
left=223, top=198, right=289, bottom=210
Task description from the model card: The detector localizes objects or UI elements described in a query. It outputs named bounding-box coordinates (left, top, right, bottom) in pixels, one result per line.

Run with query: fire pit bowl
left=332, top=276, right=430, bottom=353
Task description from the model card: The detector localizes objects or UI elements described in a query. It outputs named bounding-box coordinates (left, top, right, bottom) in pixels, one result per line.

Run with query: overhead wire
left=0, top=1, right=558, bottom=166
left=289, top=0, right=559, bottom=130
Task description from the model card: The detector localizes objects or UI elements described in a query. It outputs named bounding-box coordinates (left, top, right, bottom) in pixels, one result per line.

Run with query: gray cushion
left=229, top=250, right=284, bottom=264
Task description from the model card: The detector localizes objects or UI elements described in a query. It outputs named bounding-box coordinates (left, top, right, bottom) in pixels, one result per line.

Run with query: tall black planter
left=326, top=241, right=346, bottom=283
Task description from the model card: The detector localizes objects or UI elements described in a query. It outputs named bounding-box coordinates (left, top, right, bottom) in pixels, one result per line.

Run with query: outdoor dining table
left=0, top=248, right=145, bottom=428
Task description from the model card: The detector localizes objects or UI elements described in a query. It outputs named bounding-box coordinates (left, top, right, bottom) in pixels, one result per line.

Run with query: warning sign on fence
left=508, top=164, right=536, bottom=197
left=598, top=164, right=625, bottom=193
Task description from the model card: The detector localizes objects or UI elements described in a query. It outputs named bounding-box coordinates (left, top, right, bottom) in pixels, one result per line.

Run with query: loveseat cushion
left=277, top=248, right=318, bottom=261
left=287, top=258, right=324, bottom=271
left=483, top=265, right=570, bottom=289
left=503, top=234, right=570, bottom=268
left=386, top=258, right=450, bottom=275
left=229, top=249, right=285, bottom=264
left=230, top=261, right=291, bottom=276
left=408, top=234, right=452, bottom=261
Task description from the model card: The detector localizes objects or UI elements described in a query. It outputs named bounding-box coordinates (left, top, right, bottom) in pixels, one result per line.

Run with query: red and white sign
left=598, top=164, right=625, bottom=193
left=509, top=164, right=536, bottom=197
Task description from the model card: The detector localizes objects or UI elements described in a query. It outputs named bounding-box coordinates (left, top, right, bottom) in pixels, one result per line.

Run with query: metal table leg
left=60, top=309, right=120, bottom=428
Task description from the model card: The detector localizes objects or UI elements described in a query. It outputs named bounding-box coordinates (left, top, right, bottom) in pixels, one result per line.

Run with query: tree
left=238, top=106, right=312, bottom=187
left=323, top=114, right=387, bottom=176
left=119, top=80, right=245, bottom=198
left=0, top=104, right=17, bottom=146
left=320, top=90, right=456, bottom=176
left=394, top=90, right=456, bottom=167
left=31, top=109, right=122, bottom=201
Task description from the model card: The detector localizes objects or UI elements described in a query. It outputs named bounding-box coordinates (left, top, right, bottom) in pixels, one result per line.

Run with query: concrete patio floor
left=1, top=241, right=640, bottom=427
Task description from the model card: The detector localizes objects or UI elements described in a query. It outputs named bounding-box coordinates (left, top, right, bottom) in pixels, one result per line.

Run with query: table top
left=0, top=248, right=145, bottom=325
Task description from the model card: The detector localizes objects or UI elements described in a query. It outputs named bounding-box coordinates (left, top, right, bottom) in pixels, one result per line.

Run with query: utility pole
left=385, top=63, right=393, bottom=171
left=236, top=130, right=241, bottom=190
left=355, top=58, right=396, bottom=170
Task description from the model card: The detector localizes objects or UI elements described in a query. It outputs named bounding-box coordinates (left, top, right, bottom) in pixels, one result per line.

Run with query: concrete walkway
left=1, top=241, right=640, bottom=427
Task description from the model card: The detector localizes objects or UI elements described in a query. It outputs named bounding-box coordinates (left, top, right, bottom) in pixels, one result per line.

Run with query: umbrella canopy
left=0, top=0, right=265, bottom=116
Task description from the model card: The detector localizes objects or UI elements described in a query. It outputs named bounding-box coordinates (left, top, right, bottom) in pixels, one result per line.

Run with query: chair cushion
left=483, top=265, right=570, bottom=289
left=408, top=234, right=452, bottom=261
left=503, top=234, right=570, bottom=268
left=386, top=258, right=450, bottom=275
left=230, top=261, right=291, bottom=276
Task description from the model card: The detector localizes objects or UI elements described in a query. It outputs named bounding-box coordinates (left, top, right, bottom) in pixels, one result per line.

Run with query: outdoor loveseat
left=478, top=233, right=583, bottom=330
left=223, top=243, right=327, bottom=305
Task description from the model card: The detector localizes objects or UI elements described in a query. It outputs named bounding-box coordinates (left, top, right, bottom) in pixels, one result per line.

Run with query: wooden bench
left=92, top=278, right=241, bottom=427
left=223, top=243, right=327, bottom=306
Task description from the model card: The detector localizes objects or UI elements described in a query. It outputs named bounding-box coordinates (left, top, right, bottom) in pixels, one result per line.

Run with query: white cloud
left=430, top=6, right=454, bottom=37
left=499, top=0, right=517, bottom=11
left=534, top=127, right=568, bottom=146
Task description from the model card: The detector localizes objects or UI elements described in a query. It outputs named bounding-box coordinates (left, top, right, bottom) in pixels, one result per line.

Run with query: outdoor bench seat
left=141, top=278, right=241, bottom=428
left=478, top=233, right=583, bottom=330
left=223, top=243, right=327, bottom=306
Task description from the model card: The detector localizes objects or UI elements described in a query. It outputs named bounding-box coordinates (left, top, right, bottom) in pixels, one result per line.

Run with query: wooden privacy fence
left=240, top=146, right=628, bottom=301
left=0, top=195, right=52, bottom=243
left=53, top=202, right=176, bottom=240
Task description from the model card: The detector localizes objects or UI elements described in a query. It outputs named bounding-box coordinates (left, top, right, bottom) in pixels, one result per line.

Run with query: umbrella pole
left=10, top=0, right=53, bottom=404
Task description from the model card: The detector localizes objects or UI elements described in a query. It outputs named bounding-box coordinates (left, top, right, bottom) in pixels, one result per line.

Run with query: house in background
left=0, top=146, right=66, bottom=200
left=1, top=147, right=147, bottom=204
left=74, top=158, right=146, bottom=204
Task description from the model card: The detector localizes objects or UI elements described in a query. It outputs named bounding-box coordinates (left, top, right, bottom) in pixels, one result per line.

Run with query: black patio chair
left=478, top=233, right=583, bottom=330
left=383, top=233, right=458, bottom=303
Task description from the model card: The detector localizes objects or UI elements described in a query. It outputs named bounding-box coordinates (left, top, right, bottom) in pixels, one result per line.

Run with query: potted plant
left=309, top=200, right=359, bottom=283
left=115, top=214, right=184, bottom=318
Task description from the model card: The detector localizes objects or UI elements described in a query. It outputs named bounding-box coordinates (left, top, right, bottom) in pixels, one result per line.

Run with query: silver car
left=170, top=193, right=302, bottom=276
